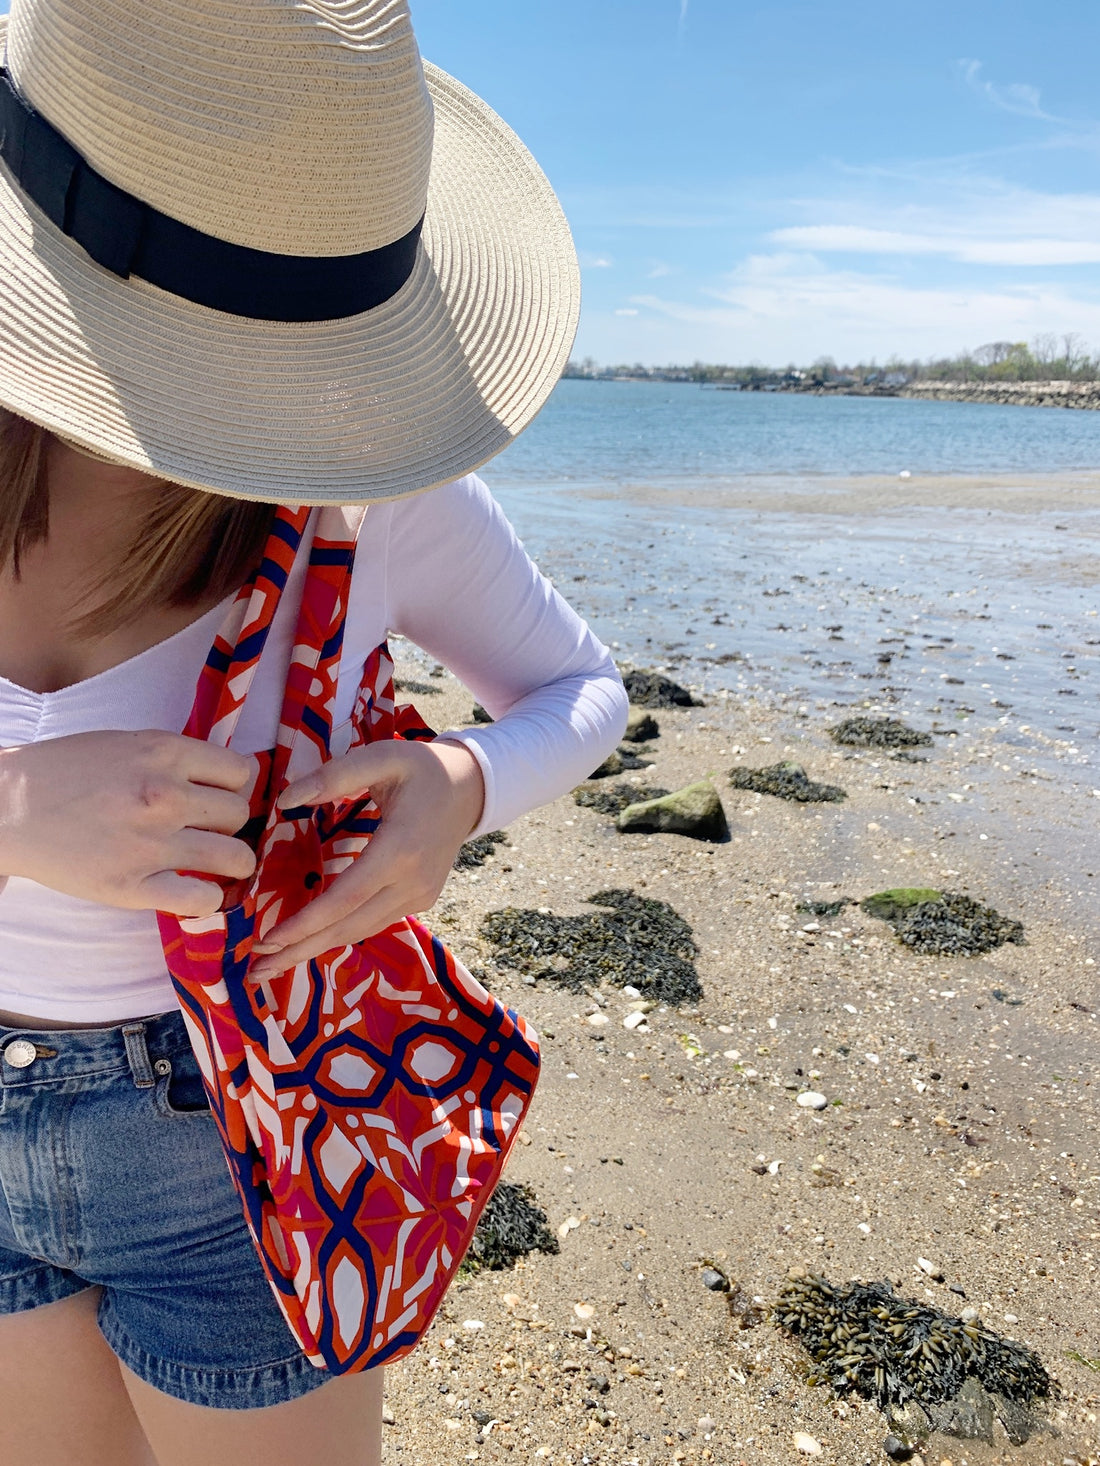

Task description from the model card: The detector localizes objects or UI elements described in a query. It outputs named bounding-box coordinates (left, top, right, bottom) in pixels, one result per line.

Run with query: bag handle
left=185, top=504, right=366, bottom=758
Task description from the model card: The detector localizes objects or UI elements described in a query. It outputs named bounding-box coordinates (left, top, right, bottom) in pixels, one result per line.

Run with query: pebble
left=623, top=1011, right=648, bottom=1030
left=700, top=1268, right=729, bottom=1292
left=574, top=1302, right=595, bottom=1320
left=381, top=1405, right=395, bottom=1426
left=463, top=1319, right=485, bottom=1331
left=698, top=1414, right=717, bottom=1434
left=557, top=1216, right=581, bottom=1239
left=586, top=1012, right=610, bottom=1027
left=796, top=1091, right=828, bottom=1110
left=793, top=1432, right=824, bottom=1456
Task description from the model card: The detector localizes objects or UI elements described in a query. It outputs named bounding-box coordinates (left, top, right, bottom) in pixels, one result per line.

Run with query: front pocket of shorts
left=153, top=1052, right=214, bottom=1119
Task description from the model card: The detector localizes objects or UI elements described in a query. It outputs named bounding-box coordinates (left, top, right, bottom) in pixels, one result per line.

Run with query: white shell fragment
left=796, top=1091, right=828, bottom=1110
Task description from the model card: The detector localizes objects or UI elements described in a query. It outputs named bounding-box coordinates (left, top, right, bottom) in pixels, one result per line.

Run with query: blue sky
left=4, top=2, right=1099, bottom=368
left=411, top=0, right=1100, bottom=367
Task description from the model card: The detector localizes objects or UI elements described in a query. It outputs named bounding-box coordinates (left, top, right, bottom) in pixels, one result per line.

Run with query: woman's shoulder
left=385, top=472, right=492, bottom=521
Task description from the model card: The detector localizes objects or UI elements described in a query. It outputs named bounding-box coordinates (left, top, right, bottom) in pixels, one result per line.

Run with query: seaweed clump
left=453, top=830, right=508, bottom=870
left=621, top=668, right=703, bottom=708
left=465, top=1182, right=559, bottom=1272
left=776, top=1273, right=1054, bottom=1442
left=573, top=781, right=670, bottom=816
left=895, top=893, right=1025, bottom=956
left=479, top=888, right=701, bottom=1003
left=796, top=898, right=854, bottom=918
left=729, top=761, right=847, bottom=804
left=828, top=716, right=933, bottom=749
left=861, top=888, right=1024, bottom=955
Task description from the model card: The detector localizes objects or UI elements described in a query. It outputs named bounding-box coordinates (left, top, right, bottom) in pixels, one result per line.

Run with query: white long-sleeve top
left=0, top=474, right=628, bottom=1023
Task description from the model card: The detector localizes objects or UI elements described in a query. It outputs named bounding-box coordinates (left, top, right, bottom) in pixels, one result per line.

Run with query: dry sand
left=377, top=656, right=1099, bottom=1466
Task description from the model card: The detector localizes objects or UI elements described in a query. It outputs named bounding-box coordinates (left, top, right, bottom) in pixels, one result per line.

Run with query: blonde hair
left=0, top=409, right=275, bottom=635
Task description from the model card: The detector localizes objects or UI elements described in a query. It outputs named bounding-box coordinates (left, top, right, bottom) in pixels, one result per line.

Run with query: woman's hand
left=0, top=729, right=257, bottom=916
left=248, top=739, right=485, bottom=980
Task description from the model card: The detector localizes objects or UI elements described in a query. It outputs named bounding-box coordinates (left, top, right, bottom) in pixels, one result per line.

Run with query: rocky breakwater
left=901, top=379, right=1100, bottom=410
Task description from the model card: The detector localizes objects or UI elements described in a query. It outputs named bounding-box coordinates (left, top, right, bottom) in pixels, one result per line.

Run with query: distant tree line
left=564, top=334, right=1100, bottom=387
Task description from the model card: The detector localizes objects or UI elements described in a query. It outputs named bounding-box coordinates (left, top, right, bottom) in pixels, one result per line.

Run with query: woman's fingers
left=175, top=738, right=257, bottom=792
left=183, top=784, right=253, bottom=836
left=248, top=885, right=411, bottom=981
left=253, top=828, right=411, bottom=954
left=173, top=828, right=258, bottom=882
left=278, top=741, right=407, bottom=810
left=137, top=870, right=229, bottom=918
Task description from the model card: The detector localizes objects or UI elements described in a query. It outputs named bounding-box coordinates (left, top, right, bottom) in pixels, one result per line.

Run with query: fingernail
left=281, top=783, right=319, bottom=807
left=252, top=941, right=284, bottom=956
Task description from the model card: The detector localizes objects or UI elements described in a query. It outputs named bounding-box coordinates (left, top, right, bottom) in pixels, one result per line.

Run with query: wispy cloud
left=620, top=252, right=1100, bottom=363
left=677, top=0, right=689, bottom=44
left=771, top=224, right=1100, bottom=267
left=579, top=252, right=614, bottom=269
left=960, top=60, right=1057, bottom=122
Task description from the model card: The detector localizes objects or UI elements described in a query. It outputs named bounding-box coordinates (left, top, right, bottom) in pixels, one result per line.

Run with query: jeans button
left=153, top=1058, right=172, bottom=1076
left=3, top=1039, right=38, bottom=1068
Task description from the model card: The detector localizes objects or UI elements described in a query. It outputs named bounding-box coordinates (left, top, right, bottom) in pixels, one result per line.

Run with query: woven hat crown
left=6, top=0, right=434, bottom=255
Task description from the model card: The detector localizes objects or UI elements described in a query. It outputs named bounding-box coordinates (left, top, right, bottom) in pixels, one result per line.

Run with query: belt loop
left=122, top=1023, right=155, bottom=1088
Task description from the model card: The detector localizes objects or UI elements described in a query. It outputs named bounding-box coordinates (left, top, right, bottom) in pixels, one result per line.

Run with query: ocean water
left=489, top=378, right=1100, bottom=485
left=474, top=380, right=1100, bottom=748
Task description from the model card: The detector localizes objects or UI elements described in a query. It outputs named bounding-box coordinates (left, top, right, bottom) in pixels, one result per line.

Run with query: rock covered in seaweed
left=479, top=888, right=702, bottom=1003
left=453, top=830, right=508, bottom=869
left=620, top=668, right=703, bottom=708
left=775, top=1273, right=1055, bottom=1444
left=588, top=745, right=652, bottom=779
left=861, top=888, right=1025, bottom=955
left=861, top=888, right=943, bottom=922
left=466, top=1181, right=559, bottom=1272
left=623, top=707, right=660, bottom=742
left=616, top=781, right=730, bottom=842
left=828, top=716, right=932, bottom=749
left=573, top=781, right=670, bottom=816
left=897, top=893, right=1025, bottom=955
left=729, top=761, right=847, bottom=804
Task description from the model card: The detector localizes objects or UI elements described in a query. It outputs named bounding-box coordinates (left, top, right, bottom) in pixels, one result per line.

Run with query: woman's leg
left=118, top=1359, right=384, bottom=1466
left=0, top=1286, right=158, bottom=1466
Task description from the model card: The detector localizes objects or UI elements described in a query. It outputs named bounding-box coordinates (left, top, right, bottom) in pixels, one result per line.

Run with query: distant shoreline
left=576, top=375, right=1100, bottom=410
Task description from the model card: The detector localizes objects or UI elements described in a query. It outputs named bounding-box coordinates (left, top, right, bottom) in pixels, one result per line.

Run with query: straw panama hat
left=0, top=0, right=580, bottom=504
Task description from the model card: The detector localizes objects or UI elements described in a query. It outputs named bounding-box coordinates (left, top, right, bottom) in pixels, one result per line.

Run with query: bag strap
left=184, top=504, right=366, bottom=760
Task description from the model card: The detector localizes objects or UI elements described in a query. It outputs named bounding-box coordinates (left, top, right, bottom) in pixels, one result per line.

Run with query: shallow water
left=493, top=378, right=1100, bottom=482
left=479, top=382, right=1099, bottom=743
left=489, top=476, right=1099, bottom=743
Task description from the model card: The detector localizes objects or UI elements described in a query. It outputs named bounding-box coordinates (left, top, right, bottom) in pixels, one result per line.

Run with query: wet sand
left=378, top=476, right=1099, bottom=1466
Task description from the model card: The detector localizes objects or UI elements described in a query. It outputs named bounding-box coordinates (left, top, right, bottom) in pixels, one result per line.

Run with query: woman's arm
left=384, top=473, right=629, bottom=838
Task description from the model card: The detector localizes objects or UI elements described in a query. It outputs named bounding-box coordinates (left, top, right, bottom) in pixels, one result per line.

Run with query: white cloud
left=771, top=224, right=1100, bottom=267
left=604, top=252, right=1100, bottom=365
left=960, top=60, right=1057, bottom=123
left=646, top=260, right=676, bottom=278
left=614, top=307, right=640, bottom=316
left=579, top=252, right=613, bottom=269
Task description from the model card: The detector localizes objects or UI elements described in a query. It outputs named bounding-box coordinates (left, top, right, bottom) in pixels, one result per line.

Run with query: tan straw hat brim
left=0, top=23, right=579, bottom=505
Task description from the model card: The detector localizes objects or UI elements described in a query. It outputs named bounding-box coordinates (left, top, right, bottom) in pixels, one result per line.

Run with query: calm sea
left=489, top=378, right=1100, bottom=485
left=470, top=380, right=1099, bottom=752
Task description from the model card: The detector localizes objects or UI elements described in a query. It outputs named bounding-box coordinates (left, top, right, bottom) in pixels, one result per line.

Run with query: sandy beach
left=374, top=477, right=1098, bottom=1466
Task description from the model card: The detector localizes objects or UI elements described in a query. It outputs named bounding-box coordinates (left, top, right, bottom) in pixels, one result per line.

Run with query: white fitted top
left=0, top=475, right=627, bottom=1023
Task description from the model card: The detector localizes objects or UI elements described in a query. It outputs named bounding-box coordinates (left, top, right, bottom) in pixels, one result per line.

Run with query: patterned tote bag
left=157, top=503, right=540, bottom=1373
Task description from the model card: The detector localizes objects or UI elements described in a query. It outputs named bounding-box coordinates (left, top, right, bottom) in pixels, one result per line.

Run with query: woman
left=0, top=3, right=627, bottom=1463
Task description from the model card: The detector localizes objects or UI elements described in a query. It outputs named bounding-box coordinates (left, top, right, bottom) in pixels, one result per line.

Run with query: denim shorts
left=0, top=1006, right=333, bottom=1409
